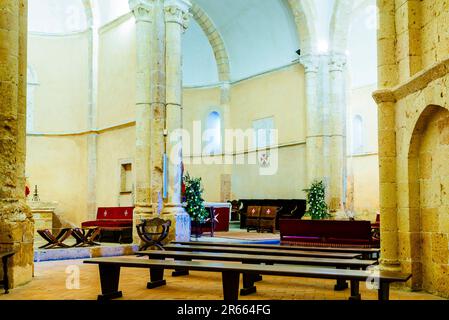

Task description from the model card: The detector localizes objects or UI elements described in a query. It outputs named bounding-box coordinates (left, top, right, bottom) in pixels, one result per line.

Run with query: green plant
left=183, top=173, right=209, bottom=223
left=303, top=180, right=331, bottom=220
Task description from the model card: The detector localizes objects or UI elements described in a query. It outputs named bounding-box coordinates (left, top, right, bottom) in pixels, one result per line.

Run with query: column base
left=0, top=200, right=34, bottom=288
left=379, top=259, right=402, bottom=272
left=161, top=205, right=191, bottom=242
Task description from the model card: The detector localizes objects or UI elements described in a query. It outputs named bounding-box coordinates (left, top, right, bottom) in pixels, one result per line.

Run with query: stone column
left=375, top=0, right=400, bottom=272
left=300, top=55, right=322, bottom=185
left=0, top=0, right=34, bottom=288
left=220, top=81, right=232, bottom=201
left=162, top=0, right=191, bottom=242
left=149, top=0, right=166, bottom=213
left=328, top=53, right=347, bottom=212
left=377, top=99, right=400, bottom=271
left=86, top=11, right=100, bottom=220
left=377, top=0, right=398, bottom=89
left=129, top=0, right=153, bottom=241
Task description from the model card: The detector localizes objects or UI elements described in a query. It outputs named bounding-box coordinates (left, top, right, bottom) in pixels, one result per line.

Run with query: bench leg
left=222, top=271, right=240, bottom=301
left=349, top=280, right=361, bottom=300
left=172, top=269, right=190, bottom=277
left=378, top=282, right=390, bottom=301
left=172, top=258, right=191, bottom=277
left=334, top=267, right=349, bottom=291
left=334, top=279, right=349, bottom=291
left=241, top=261, right=262, bottom=282
left=147, top=268, right=166, bottom=289
left=240, top=273, right=257, bottom=296
left=2, top=256, right=9, bottom=294
left=97, top=264, right=123, bottom=300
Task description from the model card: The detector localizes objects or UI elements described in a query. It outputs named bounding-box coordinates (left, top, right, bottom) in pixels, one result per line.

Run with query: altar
left=27, top=201, right=58, bottom=238
left=203, top=202, right=231, bottom=232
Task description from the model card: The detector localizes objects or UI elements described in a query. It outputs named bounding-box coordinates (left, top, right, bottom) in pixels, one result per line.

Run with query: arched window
left=27, top=66, right=39, bottom=133
left=204, top=111, right=222, bottom=154
left=352, top=115, right=364, bottom=154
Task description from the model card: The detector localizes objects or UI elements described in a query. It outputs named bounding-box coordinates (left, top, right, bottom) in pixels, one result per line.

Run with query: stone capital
left=129, top=0, right=153, bottom=22
left=299, top=55, right=320, bottom=74
left=372, top=89, right=397, bottom=104
left=164, top=0, right=192, bottom=30
left=329, top=53, right=347, bottom=72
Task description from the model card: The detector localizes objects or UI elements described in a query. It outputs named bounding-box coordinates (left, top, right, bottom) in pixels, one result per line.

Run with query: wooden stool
left=37, top=228, right=73, bottom=249
left=72, top=227, right=101, bottom=247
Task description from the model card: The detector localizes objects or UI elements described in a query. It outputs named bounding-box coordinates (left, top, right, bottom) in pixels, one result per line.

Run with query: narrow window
left=204, top=111, right=222, bottom=154
left=352, top=115, right=364, bottom=154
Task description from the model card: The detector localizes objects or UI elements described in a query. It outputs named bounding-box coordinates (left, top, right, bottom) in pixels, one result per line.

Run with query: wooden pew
left=163, top=244, right=362, bottom=259
left=84, top=257, right=411, bottom=301
left=138, top=250, right=378, bottom=294
left=163, top=244, right=363, bottom=290
left=172, top=241, right=380, bottom=259
left=0, top=251, right=15, bottom=294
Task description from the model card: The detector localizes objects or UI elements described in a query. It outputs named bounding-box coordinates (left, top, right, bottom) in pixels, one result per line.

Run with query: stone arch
left=286, top=0, right=316, bottom=54
left=407, top=104, right=449, bottom=295
left=329, top=0, right=353, bottom=54
left=82, top=0, right=94, bottom=27
left=329, top=0, right=378, bottom=54
left=190, top=3, right=230, bottom=82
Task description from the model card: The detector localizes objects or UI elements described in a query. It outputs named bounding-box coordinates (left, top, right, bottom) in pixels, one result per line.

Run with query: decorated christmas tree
left=183, top=173, right=209, bottom=223
left=303, top=180, right=331, bottom=220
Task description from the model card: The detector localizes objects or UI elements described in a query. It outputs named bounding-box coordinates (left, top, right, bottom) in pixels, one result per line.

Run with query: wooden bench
left=0, top=251, right=15, bottom=294
left=138, top=250, right=378, bottom=293
left=164, top=244, right=362, bottom=259
left=172, top=241, right=380, bottom=259
left=84, top=257, right=411, bottom=301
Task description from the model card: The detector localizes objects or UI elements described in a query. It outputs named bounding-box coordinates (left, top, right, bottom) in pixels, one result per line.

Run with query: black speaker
left=296, top=49, right=301, bottom=56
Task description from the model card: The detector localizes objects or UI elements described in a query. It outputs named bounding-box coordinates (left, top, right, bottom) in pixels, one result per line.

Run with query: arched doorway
left=408, top=105, right=449, bottom=295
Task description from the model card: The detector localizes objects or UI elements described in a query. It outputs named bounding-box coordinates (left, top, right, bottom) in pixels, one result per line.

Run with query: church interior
left=0, top=0, right=449, bottom=302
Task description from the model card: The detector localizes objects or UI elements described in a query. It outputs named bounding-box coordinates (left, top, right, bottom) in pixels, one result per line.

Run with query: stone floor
left=0, top=257, right=445, bottom=300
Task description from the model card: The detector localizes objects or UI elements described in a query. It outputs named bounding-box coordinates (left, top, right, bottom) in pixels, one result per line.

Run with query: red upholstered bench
left=279, top=219, right=380, bottom=248
left=82, top=207, right=134, bottom=243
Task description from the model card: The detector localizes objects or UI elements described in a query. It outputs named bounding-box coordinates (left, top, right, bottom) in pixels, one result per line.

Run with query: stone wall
left=0, top=0, right=34, bottom=288
left=374, top=0, right=449, bottom=298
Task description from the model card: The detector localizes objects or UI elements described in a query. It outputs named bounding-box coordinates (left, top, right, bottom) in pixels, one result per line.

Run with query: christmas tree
left=183, top=173, right=209, bottom=223
left=303, top=180, right=331, bottom=220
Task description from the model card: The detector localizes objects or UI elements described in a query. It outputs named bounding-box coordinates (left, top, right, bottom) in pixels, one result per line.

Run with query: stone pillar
left=377, top=99, right=400, bottom=271
left=300, top=55, right=322, bottom=185
left=0, top=0, right=34, bottom=288
left=328, top=53, right=347, bottom=212
left=220, top=81, right=232, bottom=201
left=149, top=0, right=167, bottom=213
left=129, top=0, right=154, bottom=242
left=86, top=16, right=99, bottom=220
left=375, top=0, right=400, bottom=272
left=161, top=0, right=191, bottom=242
left=377, top=0, right=398, bottom=89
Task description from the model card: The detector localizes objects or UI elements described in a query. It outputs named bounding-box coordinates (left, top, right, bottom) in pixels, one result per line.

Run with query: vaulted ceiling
left=27, top=0, right=377, bottom=87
